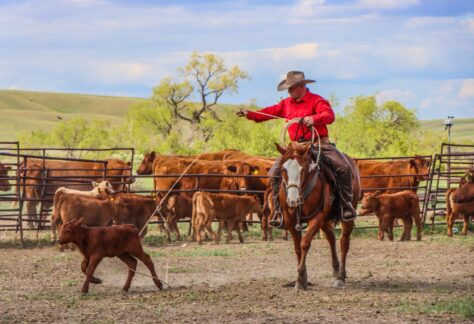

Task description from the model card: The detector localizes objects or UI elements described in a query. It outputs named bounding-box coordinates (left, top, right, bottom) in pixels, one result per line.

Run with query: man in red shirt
left=237, top=71, right=357, bottom=225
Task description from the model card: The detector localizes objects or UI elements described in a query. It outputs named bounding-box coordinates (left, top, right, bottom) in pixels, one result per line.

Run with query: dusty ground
left=0, top=226, right=473, bottom=323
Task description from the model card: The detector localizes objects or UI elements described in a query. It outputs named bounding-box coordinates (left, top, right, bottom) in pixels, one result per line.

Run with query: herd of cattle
left=0, top=148, right=473, bottom=244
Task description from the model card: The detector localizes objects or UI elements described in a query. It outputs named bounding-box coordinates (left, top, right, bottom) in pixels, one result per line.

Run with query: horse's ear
left=275, top=143, right=287, bottom=155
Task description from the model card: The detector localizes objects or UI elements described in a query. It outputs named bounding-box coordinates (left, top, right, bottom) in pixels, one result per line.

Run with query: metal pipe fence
left=423, top=143, right=474, bottom=227
left=2, top=143, right=471, bottom=243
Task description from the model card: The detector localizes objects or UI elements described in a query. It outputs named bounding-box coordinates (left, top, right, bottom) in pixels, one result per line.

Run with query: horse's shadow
left=280, top=278, right=470, bottom=293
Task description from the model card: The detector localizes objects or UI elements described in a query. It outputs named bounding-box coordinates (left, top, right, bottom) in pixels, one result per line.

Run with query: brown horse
left=275, top=142, right=360, bottom=290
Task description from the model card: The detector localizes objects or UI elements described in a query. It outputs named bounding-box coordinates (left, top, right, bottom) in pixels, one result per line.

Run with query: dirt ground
left=0, top=227, right=473, bottom=323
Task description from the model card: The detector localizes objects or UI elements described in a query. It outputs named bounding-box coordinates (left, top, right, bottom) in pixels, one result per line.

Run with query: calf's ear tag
left=253, top=169, right=259, bottom=175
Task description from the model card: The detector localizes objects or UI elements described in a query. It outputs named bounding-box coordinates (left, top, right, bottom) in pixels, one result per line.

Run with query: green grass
left=0, top=89, right=143, bottom=141
left=397, top=297, right=474, bottom=319
left=148, top=246, right=237, bottom=258
left=420, top=118, right=474, bottom=142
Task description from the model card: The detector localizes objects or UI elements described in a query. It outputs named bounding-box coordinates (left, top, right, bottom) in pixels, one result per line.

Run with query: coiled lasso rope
left=279, top=118, right=322, bottom=167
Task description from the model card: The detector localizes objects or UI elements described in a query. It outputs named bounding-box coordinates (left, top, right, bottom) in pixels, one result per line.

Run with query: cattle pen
left=1, top=142, right=473, bottom=244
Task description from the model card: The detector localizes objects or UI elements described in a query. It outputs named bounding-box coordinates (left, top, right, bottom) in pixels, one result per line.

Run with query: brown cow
left=20, top=158, right=131, bottom=229
left=446, top=181, right=474, bottom=237
left=0, top=162, right=12, bottom=191
left=52, top=190, right=159, bottom=242
left=109, top=192, right=161, bottom=239
left=192, top=192, right=262, bottom=244
left=359, top=190, right=422, bottom=241
left=51, top=191, right=128, bottom=243
left=148, top=157, right=260, bottom=197
left=57, top=218, right=162, bottom=294
left=162, top=193, right=193, bottom=242
left=136, top=149, right=274, bottom=175
left=356, top=157, right=430, bottom=196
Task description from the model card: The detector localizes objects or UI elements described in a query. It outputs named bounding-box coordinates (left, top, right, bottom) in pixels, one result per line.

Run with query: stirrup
left=341, top=208, right=357, bottom=222
left=269, top=210, right=284, bottom=228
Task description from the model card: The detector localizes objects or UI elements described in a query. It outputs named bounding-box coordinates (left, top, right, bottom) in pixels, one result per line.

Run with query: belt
left=297, top=136, right=330, bottom=145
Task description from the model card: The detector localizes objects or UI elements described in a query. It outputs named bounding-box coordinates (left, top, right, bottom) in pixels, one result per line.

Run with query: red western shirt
left=245, top=89, right=335, bottom=141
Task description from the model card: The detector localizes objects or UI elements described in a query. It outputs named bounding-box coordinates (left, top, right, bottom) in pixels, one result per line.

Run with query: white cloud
left=376, top=89, right=414, bottom=103
left=291, top=0, right=325, bottom=17
left=221, top=43, right=320, bottom=72
left=358, top=0, right=420, bottom=10
left=459, top=79, right=474, bottom=98
left=266, top=43, right=319, bottom=61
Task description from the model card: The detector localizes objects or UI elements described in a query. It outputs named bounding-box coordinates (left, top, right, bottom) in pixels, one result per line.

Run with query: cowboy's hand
left=236, top=108, right=248, bottom=117
left=302, top=116, right=314, bottom=127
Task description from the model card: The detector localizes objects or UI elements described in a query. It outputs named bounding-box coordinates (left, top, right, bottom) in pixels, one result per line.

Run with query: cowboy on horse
left=237, top=71, right=361, bottom=290
left=237, top=71, right=358, bottom=225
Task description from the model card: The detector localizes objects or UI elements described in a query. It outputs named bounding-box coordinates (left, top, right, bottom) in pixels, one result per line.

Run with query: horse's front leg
left=335, top=219, right=355, bottom=288
left=295, top=215, right=324, bottom=290
left=288, top=226, right=302, bottom=263
left=321, top=221, right=339, bottom=278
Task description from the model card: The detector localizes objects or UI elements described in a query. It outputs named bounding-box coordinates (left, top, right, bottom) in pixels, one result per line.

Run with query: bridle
left=281, top=144, right=330, bottom=231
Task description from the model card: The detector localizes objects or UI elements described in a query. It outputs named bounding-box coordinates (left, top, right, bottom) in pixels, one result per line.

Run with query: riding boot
left=338, top=172, right=357, bottom=221
left=269, top=176, right=283, bottom=227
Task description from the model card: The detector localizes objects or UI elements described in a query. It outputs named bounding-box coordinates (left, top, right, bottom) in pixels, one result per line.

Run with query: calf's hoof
left=332, top=279, right=345, bottom=288
left=90, top=277, right=102, bottom=284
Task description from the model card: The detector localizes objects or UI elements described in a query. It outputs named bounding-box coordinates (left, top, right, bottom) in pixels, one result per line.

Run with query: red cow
left=57, top=218, right=163, bottom=294
left=360, top=190, right=422, bottom=241
left=446, top=180, right=474, bottom=236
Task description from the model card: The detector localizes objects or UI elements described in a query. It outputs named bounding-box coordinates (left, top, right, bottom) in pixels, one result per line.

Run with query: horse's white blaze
left=283, top=159, right=302, bottom=208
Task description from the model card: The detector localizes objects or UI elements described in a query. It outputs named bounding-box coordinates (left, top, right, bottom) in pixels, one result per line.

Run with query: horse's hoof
left=332, top=279, right=345, bottom=288
left=295, top=281, right=308, bottom=290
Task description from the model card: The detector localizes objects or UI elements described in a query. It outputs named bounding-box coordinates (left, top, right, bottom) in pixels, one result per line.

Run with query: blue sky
left=0, top=0, right=473, bottom=120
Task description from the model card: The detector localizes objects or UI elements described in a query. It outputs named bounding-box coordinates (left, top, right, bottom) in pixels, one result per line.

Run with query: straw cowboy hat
left=277, top=71, right=315, bottom=91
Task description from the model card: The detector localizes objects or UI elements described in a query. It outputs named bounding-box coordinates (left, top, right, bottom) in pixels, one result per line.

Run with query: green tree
left=152, top=52, right=249, bottom=126
left=330, top=96, right=425, bottom=157
left=18, top=118, right=117, bottom=158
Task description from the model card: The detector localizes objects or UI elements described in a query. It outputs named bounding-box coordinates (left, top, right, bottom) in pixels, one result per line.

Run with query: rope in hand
left=280, top=118, right=321, bottom=163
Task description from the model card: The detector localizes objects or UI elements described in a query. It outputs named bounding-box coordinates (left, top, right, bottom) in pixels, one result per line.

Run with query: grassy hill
left=420, top=118, right=473, bottom=142
left=0, top=90, right=143, bottom=141
left=0, top=89, right=472, bottom=143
